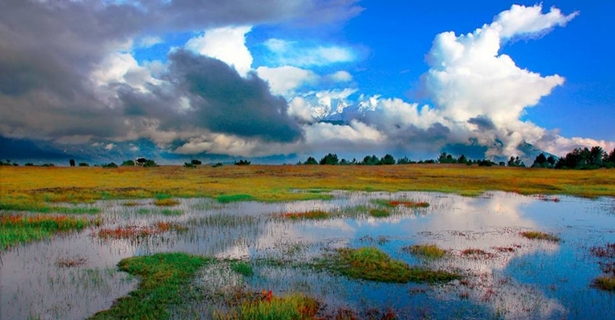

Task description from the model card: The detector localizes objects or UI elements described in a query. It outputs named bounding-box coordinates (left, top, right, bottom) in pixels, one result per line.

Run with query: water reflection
left=1, top=192, right=614, bottom=319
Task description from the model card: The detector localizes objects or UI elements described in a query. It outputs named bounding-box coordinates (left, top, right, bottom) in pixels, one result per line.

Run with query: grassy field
left=1, top=165, right=613, bottom=210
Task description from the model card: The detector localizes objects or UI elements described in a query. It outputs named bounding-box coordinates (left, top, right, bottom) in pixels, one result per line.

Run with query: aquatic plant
left=326, top=247, right=460, bottom=283
left=281, top=210, right=329, bottom=220
left=591, top=276, right=615, bottom=291
left=404, top=244, right=447, bottom=259
left=229, top=261, right=254, bottom=277
left=96, top=222, right=186, bottom=240
left=520, top=231, right=561, bottom=242
left=372, top=199, right=430, bottom=208
left=90, top=253, right=213, bottom=319
left=216, top=194, right=254, bottom=203
left=154, top=198, right=180, bottom=206
left=369, top=208, right=390, bottom=218
left=0, top=214, right=93, bottom=250
left=590, top=243, right=615, bottom=259
left=216, top=292, right=320, bottom=320
left=56, top=257, right=87, bottom=268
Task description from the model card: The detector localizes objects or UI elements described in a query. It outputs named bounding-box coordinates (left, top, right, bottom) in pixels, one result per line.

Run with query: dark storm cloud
left=467, top=115, right=496, bottom=131
left=0, top=0, right=360, bottom=142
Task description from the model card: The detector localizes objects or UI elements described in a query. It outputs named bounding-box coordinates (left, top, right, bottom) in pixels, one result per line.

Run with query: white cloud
left=494, top=5, right=579, bottom=39
left=328, top=70, right=352, bottom=82
left=137, top=36, right=163, bottom=48
left=186, top=26, right=253, bottom=76
left=263, top=38, right=354, bottom=67
left=104, top=143, right=115, bottom=150
left=256, top=66, right=318, bottom=96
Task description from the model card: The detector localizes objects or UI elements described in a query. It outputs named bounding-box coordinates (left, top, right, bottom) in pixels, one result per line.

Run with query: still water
left=1, top=191, right=614, bottom=319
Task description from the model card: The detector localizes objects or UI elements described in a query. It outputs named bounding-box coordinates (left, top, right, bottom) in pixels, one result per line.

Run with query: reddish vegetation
left=590, top=243, right=615, bottom=259
left=493, top=246, right=516, bottom=253
left=281, top=210, right=328, bottom=220
left=461, top=248, right=494, bottom=259
left=56, top=257, right=87, bottom=268
left=388, top=201, right=430, bottom=208
left=0, top=214, right=96, bottom=229
left=97, top=222, right=185, bottom=240
left=535, top=195, right=560, bottom=202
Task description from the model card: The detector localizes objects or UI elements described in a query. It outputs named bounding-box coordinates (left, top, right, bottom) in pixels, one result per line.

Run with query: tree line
left=299, top=146, right=615, bottom=169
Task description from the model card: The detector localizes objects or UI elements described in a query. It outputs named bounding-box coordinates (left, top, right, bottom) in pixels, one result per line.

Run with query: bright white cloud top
left=0, top=1, right=612, bottom=162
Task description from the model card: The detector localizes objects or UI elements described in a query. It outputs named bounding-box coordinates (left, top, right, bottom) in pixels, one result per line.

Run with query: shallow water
left=1, top=191, right=614, bottom=319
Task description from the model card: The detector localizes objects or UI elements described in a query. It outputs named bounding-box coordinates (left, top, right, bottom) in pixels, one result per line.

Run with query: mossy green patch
left=404, top=244, right=447, bottom=259
left=90, top=252, right=213, bottom=320
left=216, top=194, right=254, bottom=203
left=323, top=247, right=460, bottom=283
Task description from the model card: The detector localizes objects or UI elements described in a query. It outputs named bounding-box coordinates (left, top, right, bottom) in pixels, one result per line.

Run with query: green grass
left=369, top=208, right=390, bottom=218
left=216, top=194, right=255, bottom=203
left=90, top=252, right=213, bottom=320
left=404, top=244, right=447, bottom=259
left=325, top=247, right=460, bottom=283
left=215, top=292, right=320, bottom=320
left=0, top=201, right=101, bottom=214
left=0, top=214, right=93, bottom=251
left=229, top=261, right=254, bottom=277
left=520, top=231, right=561, bottom=242
left=592, top=276, right=615, bottom=291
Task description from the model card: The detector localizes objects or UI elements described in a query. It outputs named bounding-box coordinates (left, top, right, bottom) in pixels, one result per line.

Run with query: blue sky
left=1, top=1, right=613, bottom=161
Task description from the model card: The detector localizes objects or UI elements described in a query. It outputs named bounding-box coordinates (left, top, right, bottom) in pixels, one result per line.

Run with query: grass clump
left=591, top=276, right=615, bottom=291
left=590, top=243, right=615, bottom=259
left=215, top=291, right=320, bottom=320
left=154, top=198, right=180, bottom=206
left=229, top=261, right=254, bottom=277
left=216, top=194, right=254, bottom=203
left=327, top=247, right=460, bottom=283
left=372, top=199, right=430, bottom=208
left=404, top=244, right=447, bottom=259
left=97, top=222, right=186, bottom=241
left=90, top=253, right=213, bottom=319
left=369, top=208, right=390, bottom=218
left=520, top=231, right=560, bottom=242
left=0, top=214, right=94, bottom=251
left=282, top=210, right=329, bottom=220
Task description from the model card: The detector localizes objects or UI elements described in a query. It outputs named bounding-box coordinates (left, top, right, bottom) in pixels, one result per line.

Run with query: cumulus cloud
left=0, top=0, right=360, bottom=145
left=256, top=66, right=318, bottom=96
left=186, top=26, right=254, bottom=76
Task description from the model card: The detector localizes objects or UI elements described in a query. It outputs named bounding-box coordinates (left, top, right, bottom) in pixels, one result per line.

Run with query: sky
left=1, top=0, right=613, bottom=162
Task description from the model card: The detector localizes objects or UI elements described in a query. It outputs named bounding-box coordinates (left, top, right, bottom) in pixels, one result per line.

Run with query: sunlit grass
left=1, top=165, right=614, bottom=213
left=372, top=199, right=430, bottom=208
left=404, top=244, right=447, bottom=259
left=520, top=231, right=561, bottom=242
left=324, top=247, right=460, bottom=283
left=96, top=222, right=186, bottom=241
left=0, top=214, right=95, bottom=251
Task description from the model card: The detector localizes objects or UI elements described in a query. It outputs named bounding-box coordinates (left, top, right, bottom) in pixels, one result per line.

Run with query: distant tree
left=304, top=156, right=318, bottom=165
left=396, top=156, right=412, bottom=165
left=25, top=163, right=34, bottom=166
left=589, top=146, right=604, bottom=166
left=381, top=154, right=396, bottom=165
left=507, top=156, right=525, bottom=167
left=191, top=159, right=202, bottom=165
left=362, top=155, right=380, bottom=165
left=102, top=162, right=118, bottom=168
left=184, top=162, right=196, bottom=168
left=143, top=159, right=158, bottom=167
left=531, top=153, right=548, bottom=168
left=122, top=160, right=135, bottom=166
left=438, top=152, right=456, bottom=164
left=498, top=161, right=506, bottom=166
left=69, top=159, right=75, bottom=167
left=78, top=162, right=89, bottom=167
left=41, top=163, right=55, bottom=167
left=339, top=158, right=350, bottom=165
left=478, top=159, right=494, bottom=167
left=606, top=149, right=615, bottom=163
left=12, top=163, right=18, bottom=166
left=234, top=159, right=251, bottom=166
left=457, top=154, right=468, bottom=164
left=319, top=153, right=339, bottom=165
